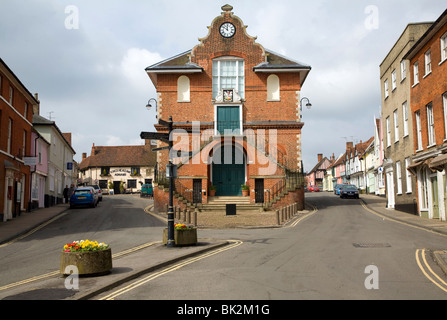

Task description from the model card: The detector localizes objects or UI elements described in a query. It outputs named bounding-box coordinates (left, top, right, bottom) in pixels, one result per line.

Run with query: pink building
left=307, top=154, right=333, bottom=188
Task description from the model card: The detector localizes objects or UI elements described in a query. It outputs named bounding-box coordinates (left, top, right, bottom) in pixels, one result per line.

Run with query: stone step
left=199, top=202, right=264, bottom=213
left=207, top=196, right=250, bottom=204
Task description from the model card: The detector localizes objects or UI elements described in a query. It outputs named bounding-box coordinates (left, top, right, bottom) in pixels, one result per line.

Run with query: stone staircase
left=199, top=196, right=265, bottom=213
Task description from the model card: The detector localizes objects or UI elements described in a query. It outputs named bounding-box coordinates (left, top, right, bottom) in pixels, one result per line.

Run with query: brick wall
left=410, top=22, right=447, bottom=151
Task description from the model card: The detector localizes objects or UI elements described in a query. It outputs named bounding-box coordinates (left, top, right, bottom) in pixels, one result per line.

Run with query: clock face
left=220, top=22, right=235, bottom=38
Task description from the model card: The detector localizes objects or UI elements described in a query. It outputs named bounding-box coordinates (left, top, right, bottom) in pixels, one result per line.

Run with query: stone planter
left=60, top=248, right=112, bottom=276
left=163, top=228, right=197, bottom=246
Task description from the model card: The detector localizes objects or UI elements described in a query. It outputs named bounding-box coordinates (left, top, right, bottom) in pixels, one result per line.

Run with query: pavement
left=1, top=194, right=447, bottom=300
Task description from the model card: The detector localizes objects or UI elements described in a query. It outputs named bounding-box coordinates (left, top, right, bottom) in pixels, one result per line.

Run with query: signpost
left=140, top=117, right=176, bottom=247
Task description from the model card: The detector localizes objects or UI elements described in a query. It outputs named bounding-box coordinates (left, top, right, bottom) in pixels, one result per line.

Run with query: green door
left=213, top=145, right=245, bottom=196
left=432, top=176, right=439, bottom=219
left=217, top=106, right=240, bottom=135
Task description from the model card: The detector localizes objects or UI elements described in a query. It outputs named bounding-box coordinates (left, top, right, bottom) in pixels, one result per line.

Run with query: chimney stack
left=346, top=142, right=353, bottom=151
left=82, top=153, right=87, bottom=161
left=318, top=154, right=323, bottom=162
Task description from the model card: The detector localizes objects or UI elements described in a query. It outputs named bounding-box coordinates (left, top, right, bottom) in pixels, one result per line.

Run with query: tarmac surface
left=1, top=193, right=447, bottom=300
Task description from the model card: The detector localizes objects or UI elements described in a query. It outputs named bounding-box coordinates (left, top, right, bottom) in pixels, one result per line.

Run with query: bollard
left=187, top=211, right=191, bottom=224
left=281, top=207, right=284, bottom=222
left=182, top=209, right=187, bottom=222
left=193, top=211, right=197, bottom=226
left=276, top=210, right=280, bottom=225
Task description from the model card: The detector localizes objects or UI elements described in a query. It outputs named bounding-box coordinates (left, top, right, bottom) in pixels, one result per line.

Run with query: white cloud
left=120, top=48, right=163, bottom=90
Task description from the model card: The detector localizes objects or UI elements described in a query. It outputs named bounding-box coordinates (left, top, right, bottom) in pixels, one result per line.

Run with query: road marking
left=360, top=200, right=447, bottom=238
left=285, top=202, right=318, bottom=228
left=0, top=212, right=68, bottom=248
left=98, top=240, right=243, bottom=300
left=415, top=249, right=447, bottom=294
left=0, top=241, right=161, bottom=292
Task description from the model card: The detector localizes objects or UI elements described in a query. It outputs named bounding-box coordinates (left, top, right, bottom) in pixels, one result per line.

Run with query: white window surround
left=416, top=111, right=422, bottom=151
left=400, top=60, right=406, bottom=82
left=212, top=57, right=245, bottom=100
left=396, top=161, right=402, bottom=195
left=441, top=32, right=447, bottom=63
left=391, top=70, right=397, bottom=91
left=402, top=101, right=409, bottom=137
left=405, top=157, right=412, bottom=193
left=384, top=79, right=389, bottom=99
left=386, top=116, right=391, bottom=147
left=427, top=103, right=435, bottom=147
left=394, top=109, right=399, bottom=143
left=413, top=62, right=419, bottom=86
left=425, top=50, right=432, bottom=76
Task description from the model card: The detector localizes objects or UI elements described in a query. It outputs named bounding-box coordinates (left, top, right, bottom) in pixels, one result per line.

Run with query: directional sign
left=158, top=118, right=172, bottom=128
left=172, top=150, right=194, bottom=158
left=152, top=146, right=170, bottom=152
left=140, top=132, right=169, bottom=143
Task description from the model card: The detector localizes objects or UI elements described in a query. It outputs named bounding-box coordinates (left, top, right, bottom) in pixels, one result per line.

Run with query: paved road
left=96, top=192, right=447, bottom=300
left=0, top=195, right=162, bottom=288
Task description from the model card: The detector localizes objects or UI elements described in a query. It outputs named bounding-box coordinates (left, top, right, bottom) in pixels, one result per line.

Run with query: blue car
left=70, top=187, right=98, bottom=208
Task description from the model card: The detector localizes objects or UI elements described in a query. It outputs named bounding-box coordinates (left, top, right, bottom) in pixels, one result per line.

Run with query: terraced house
left=380, top=22, right=432, bottom=213
left=145, top=5, right=311, bottom=213
left=404, top=9, right=447, bottom=220
left=0, top=58, right=38, bottom=221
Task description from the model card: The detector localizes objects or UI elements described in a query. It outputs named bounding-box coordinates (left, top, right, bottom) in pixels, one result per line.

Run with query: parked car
left=140, top=183, right=153, bottom=197
left=309, top=185, right=320, bottom=192
left=334, top=184, right=344, bottom=195
left=340, top=185, right=359, bottom=199
left=87, top=185, right=102, bottom=201
left=70, top=187, right=98, bottom=208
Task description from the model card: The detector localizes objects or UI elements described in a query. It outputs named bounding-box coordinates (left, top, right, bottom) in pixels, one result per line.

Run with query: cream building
left=379, top=22, right=432, bottom=212
left=79, top=142, right=156, bottom=194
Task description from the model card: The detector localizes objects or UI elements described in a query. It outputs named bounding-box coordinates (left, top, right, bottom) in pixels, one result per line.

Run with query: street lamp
left=146, top=98, right=158, bottom=119
left=300, top=97, right=312, bottom=110
left=299, top=97, right=312, bottom=120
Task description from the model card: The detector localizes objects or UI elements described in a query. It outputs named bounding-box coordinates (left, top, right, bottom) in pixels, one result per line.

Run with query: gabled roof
left=79, top=144, right=156, bottom=170
left=32, top=114, right=76, bottom=154
left=309, top=156, right=332, bottom=174
left=145, top=48, right=311, bottom=86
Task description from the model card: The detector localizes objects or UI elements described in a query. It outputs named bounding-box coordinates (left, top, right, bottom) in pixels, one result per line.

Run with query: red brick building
left=405, top=9, right=447, bottom=220
left=0, top=58, right=39, bottom=221
left=146, top=5, right=311, bottom=213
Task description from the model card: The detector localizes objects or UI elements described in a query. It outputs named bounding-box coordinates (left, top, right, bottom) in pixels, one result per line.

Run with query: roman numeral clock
left=220, top=22, right=235, bottom=38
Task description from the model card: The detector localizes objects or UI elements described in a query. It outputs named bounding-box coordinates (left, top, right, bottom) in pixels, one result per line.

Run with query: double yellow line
left=0, top=241, right=160, bottom=292
left=415, top=249, right=447, bottom=293
left=98, top=240, right=243, bottom=300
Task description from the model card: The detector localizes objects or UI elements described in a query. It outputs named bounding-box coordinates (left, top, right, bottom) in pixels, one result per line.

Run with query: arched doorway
left=212, top=144, right=246, bottom=196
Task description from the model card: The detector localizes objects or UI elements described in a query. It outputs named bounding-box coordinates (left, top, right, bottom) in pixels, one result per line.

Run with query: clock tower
left=146, top=4, right=311, bottom=218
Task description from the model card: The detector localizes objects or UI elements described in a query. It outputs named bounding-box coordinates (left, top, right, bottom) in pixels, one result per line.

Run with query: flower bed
left=63, top=239, right=109, bottom=252
left=60, top=240, right=112, bottom=276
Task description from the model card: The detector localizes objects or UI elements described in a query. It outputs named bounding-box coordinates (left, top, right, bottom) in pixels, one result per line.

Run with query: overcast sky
left=1, top=1, right=446, bottom=171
